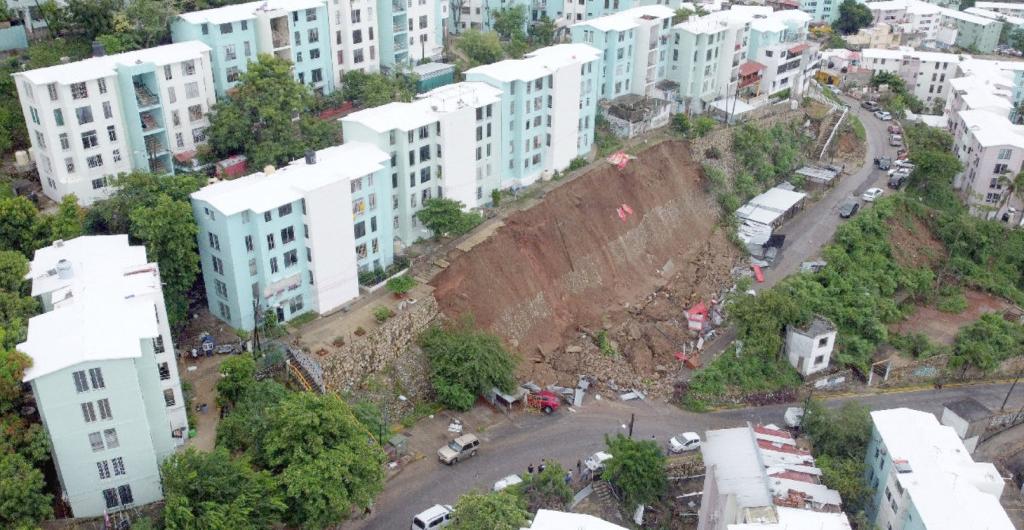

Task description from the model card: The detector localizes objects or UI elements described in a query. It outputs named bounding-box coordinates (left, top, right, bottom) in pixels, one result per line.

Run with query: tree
left=216, top=354, right=257, bottom=407
left=415, top=198, right=483, bottom=238
left=493, top=5, right=526, bottom=41
left=834, top=0, right=873, bottom=35
left=161, top=448, right=284, bottom=530
left=869, top=71, right=905, bottom=92
left=37, top=0, right=71, bottom=35
left=258, top=392, right=386, bottom=528
left=529, top=16, right=556, bottom=46
left=41, top=195, right=84, bottom=243
left=418, top=320, right=518, bottom=411
left=0, top=452, right=52, bottom=529
left=802, top=400, right=872, bottom=460
left=206, top=54, right=340, bottom=169
left=1010, top=28, right=1024, bottom=53
left=952, top=313, right=1024, bottom=372
left=603, top=434, right=667, bottom=509
left=450, top=491, right=529, bottom=530
left=450, top=0, right=466, bottom=34
left=340, top=70, right=416, bottom=108
left=0, top=251, right=28, bottom=295
left=385, top=275, right=416, bottom=296
left=129, top=194, right=199, bottom=326
left=67, top=0, right=121, bottom=40
left=515, top=461, right=573, bottom=512
left=86, top=171, right=201, bottom=235
left=817, top=454, right=870, bottom=515
left=0, top=197, right=43, bottom=256
left=673, top=7, right=693, bottom=24
left=458, top=30, right=504, bottom=66
left=692, top=116, right=715, bottom=138
left=672, top=113, right=691, bottom=136
left=121, top=0, right=178, bottom=48
left=0, top=347, right=31, bottom=413
left=216, top=380, right=289, bottom=454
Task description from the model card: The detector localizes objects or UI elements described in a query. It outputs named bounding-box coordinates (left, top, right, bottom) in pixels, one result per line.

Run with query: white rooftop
left=862, top=46, right=964, bottom=64
left=177, top=0, right=326, bottom=25
left=675, top=6, right=772, bottom=33
left=572, top=4, right=674, bottom=32
left=191, top=142, right=389, bottom=215
left=965, top=6, right=1024, bottom=25
left=703, top=427, right=774, bottom=509
left=958, top=108, right=1024, bottom=149
left=872, top=409, right=1014, bottom=530
left=467, top=43, right=600, bottom=83
left=18, top=236, right=162, bottom=381
left=524, top=510, right=628, bottom=530
left=343, top=81, right=501, bottom=133
left=976, top=1, right=1024, bottom=10
left=727, top=507, right=852, bottom=530
left=17, top=41, right=211, bottom=85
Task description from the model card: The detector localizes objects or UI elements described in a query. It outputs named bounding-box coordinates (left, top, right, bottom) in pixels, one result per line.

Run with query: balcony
left=394, top=24, right=406, bottom=33
left=145, top=136, right=168, bottom=158
left=134, top=83, right=159, bottom=108
left=140, top=112, right=163, bottom=135
left=270, top=16, right=289, bottom=48
left=392, top=0, right=406, bottom=13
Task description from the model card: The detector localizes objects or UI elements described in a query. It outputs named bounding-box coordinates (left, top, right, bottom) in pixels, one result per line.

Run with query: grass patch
left=594, top=330, right=618, bottom=358
left=850, top=116, right=866, bottom=141
left=286, top=311, right=318, bottom=328
left=936, top=286, right=968, bottom=313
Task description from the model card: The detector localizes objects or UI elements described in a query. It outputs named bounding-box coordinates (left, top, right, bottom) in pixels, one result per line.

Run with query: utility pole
left=1001, top=371, right=1021, bottom=412
left=628, top=413, right=635, bottom=439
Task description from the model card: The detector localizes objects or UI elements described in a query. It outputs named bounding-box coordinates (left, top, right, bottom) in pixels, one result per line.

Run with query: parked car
left=889, top=134, right=903, bottom=147
left=861, top=100, right=880, bottom=111
left=874, top=110, right=893, bottom=121
left=493, top=474, right=524, bottom=492
left=887, top=124, right=902, bottom=134
left=411, top=504, right=453, bottom=530
left=669, top=432, right=702, bottom=453
left=862, top=187, right=884, bottom=202
left=438, top=433, right=481, bottom=465
left=527, top=390, right=560, bottom=414
left=584, top=451, right=613, bottom=475
left=894, top=159, right=915, bottom=170
left=839, top=199, right=860, bottom=218
left=888, top=174, right=908, bottom=189
left=875, top=156, right=892, bottom=170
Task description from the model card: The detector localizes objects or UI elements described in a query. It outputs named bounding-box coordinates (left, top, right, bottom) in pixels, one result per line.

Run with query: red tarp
left=752, top=264, right=765, bottom=283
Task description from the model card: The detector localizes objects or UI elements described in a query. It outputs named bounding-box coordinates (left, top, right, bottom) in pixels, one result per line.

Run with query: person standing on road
left=539, top=461, right=546, bottom=473
left=576, top=459, right=582, bottom=476
left=565, top=470, right=573, bottom=485
left=528, top=463, right=535, bottom=474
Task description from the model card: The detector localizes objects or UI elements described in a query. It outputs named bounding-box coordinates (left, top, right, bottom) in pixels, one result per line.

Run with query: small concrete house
left=785, top=316, right=836, bottom=377
left=940, top=397, right=992, bottom=453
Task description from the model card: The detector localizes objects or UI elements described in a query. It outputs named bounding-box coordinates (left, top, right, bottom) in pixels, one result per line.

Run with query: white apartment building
left=342, top=82, right=503, bottom=246
left=13, top=42, right=216, bottom=206
left=861, top=47, right=960, bottom=106
left=466, top=44, right=602, bottom=187
left=865, top=409, right=1013, bottom=530
left=866, top=0, right=944, bottom=45
left=748, top=9, right=818, bottom=98
left=975, top=1, right=1024, bottom=18
left=328, top=0, right=382, bottom=83
left=17, top=235, right=188, bottom=517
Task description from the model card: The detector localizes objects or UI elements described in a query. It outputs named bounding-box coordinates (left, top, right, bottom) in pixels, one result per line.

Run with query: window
left=184, top=60, right=196, bottom=76
left=73, top=370, right=89, bottom=392
left=107, top=125, right=117, bottom=142
left=998, top=148, right=1013, bottom=160
left=224, top=44, right=237, bottom=61
left=87, top=154, right=103, bottom=168
left=118, top=485, right=134, bottom=505
left=92, top=178, right=106, bottom=189
left=112, top=149, right=121, bottom=162
left=102, top=101, right=112, bottom=119
left=353, top=29, right=362, bottom=44
left=310, top=48, right=320, bottom=60
left=220, top=22, right=233, bottom=34
left=245, top=235, right=254, bottom=252
left=270, top=257, right=279, bottom=274
left=89, top=432, right=104, bottom=451
left=59, top=133, right=69, bottom=150
left=192, top=127, right=206, bottom=143
left=103, top=488, right=118, bottom=509
left=164, top=65, right=173, bottom=80
left=53, top=108, right=63, bottom=126
left=218, top=301, right=231, bottom=320
left=97, top=460, right=111, bottom=479
left=212, top=256, right=224, bottom=275
left=214, top=279, right=228, bottom=298
left=814, top=354, right=825, bottom=364
left=97, top=398, right=112, bottom=420
left=289, top=294, right=304, bottom=313
left=158, top=362, right=171, bottom=380
left=48, top=83, right=58, bottom=101
left=176, top=132, right=184, bottom=148
left=311, top=69, right=322, bottom=83
left=111, top=457, right=125, bottom=476
left=163, top=388, right=176, bottom=407
left=244, top=41, right=252, bottom=57
left=354, top=221, right=366, bottom=239
left=818, top=337, right=828, bottom=347
left=76, top=106, right=94, bottom=125
left=98, top=78, right=107, bottom=94
left=281, top=226, right=295, bottom=244
left=351, top=8, right=361, bottom=22
left=284, top=249, right=298, bottom=268
left=265, top=211, right=272, bottom=222
left=71, top=82, right=88, bottom=99
left=89, top=367, right=105, bottom=389
left=81, top=130, right=98, bottom=149
left=168, top=87, right=176, bottom=103
left=306, top=7, right=317, bottom=21
left=419, top=15, right=428, bottom=28
left=267, top=233, right=276, bottom=250
left=82, top=402, right=97, bottom=422
left=308, top=28, right=319, bottom=43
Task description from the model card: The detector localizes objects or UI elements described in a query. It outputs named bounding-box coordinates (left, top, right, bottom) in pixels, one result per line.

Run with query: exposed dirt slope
left=431, top=140, right=739, bottom=381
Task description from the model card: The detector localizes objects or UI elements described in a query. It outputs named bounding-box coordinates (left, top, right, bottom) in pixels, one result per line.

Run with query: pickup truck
left=527, top=390, right=560, bottom=414
left=889, top=134, right=903, bottom=147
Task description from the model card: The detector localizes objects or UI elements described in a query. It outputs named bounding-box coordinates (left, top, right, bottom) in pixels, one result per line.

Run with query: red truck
left=528, top=390, right=561, bottom=414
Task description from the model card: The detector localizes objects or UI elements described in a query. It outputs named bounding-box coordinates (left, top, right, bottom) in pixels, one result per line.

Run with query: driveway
left=346, top=382, right=1023, bottom=529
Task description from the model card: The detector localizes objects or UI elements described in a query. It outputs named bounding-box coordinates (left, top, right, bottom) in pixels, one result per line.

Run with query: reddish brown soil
left=889, top=212, right=945, bottom=269
left=431, top=140, right=739, bottom=381
left=893, top=289, right=1015, bottom=345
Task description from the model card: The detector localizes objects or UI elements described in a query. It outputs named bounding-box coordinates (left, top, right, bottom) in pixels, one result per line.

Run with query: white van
left=411, top=504, right=453, bottom=530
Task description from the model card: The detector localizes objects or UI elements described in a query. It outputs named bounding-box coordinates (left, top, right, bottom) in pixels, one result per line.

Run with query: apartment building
left=327, top=0, right=381, bottom=84
left=748, top=9, right=818, bottom=98
left=797, top=0, right=840, bottom=23
left=965, top=7, right=1024, bottom=33
left=191, top=143, right=391, bottom=329
left=377, top=0, right=448, bottom=69
left=941, top=8, right=1003, bottom=53
left=861, top=48, right=959, bottom=106
left=698, top=423, right=852, bottom=530
left=172, top=0, right=334, bottom=97
left=8, top=0, right=64, bottom=35
left=17, top=235, right=188, bottom=518
left=864, top=409, right=1013, bottom=530
left=466, top=44, right=601, bottom=186
left=975, top=1, right=1024, bottom=19
left=946, top=58, right=1024, bottom=218
left=667, top=7, right=763, bottom=113
left=342, top=82, right=503, bottom=246
left=863, top=0, right=1003, bottom=52
left=570, top=5, right=674, bottom=100
left=13, top=42, right=216, bottom=206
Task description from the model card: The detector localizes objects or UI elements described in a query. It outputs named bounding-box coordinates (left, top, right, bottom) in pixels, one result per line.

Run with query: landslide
left=431, top=140, right=739, bottom=382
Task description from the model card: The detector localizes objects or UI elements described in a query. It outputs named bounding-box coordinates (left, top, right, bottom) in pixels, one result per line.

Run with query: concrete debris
left=620, top=389, right=646, bottom=401
left=522, top=381, right=542, bottom=392
left=448, top=419, right=463, bottom=434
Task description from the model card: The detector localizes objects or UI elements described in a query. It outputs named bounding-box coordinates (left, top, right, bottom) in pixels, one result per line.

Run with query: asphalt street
left=349, top=383, right=1024, bottom=530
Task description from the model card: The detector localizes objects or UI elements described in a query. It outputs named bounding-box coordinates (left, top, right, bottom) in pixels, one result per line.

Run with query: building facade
left=466, top=44, right=601, bottom=186
left=13, top=42, right=216, bottom=205
left=172, top=0, right=335, bottom=97
left=17, top=235, right=188, bottom=518
left=798, top=0, right=840, bottom=23
left=327, top=0, right=382, bottom=84
left=191, top=143, right=392, bottom=329
left=861, top=48, right=959, bottom=106
left=784, top=315, right=836, bottom=377
left=865, top=408, right=1013, bottom=530
left=342, top=82, right=503, bottom=246
left=377, top=0, right=447, bottom=69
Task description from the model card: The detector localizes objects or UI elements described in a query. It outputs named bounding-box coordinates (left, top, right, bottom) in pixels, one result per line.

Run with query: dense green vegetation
left=834, top=0, right=873, bottom=35
left=415, top=198, right=484, bottom=239
left=450, top=490, right=529, bottom=530
left=418, top=320, right=518, bottom=411
left=732, top=122, right=809, bottom=199
left=802, top=400, right=872, bottom=519
left=603, top=434, right=667, bottom=509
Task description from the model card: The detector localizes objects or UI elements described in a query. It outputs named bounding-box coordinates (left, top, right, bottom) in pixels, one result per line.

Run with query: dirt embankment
left=431, top=140, right=739, bottom=385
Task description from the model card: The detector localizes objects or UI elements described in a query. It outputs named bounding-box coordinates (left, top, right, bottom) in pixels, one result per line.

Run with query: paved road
left=348, top=382, right=1023, bottom=530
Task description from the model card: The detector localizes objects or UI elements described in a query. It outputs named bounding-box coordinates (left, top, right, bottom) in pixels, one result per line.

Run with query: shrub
left=567, top=157, right=587, bottom=171
left=386, top=275, right=416, bottom=296
left=491, top=189, right=502, bottom=206
left=418, top=320, right=518, bottom=411
left=373, top=306, right=395, bottom=323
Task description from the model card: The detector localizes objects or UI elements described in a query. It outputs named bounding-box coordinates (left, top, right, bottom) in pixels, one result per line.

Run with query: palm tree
left=995, top=169, right=1024, bottom=224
